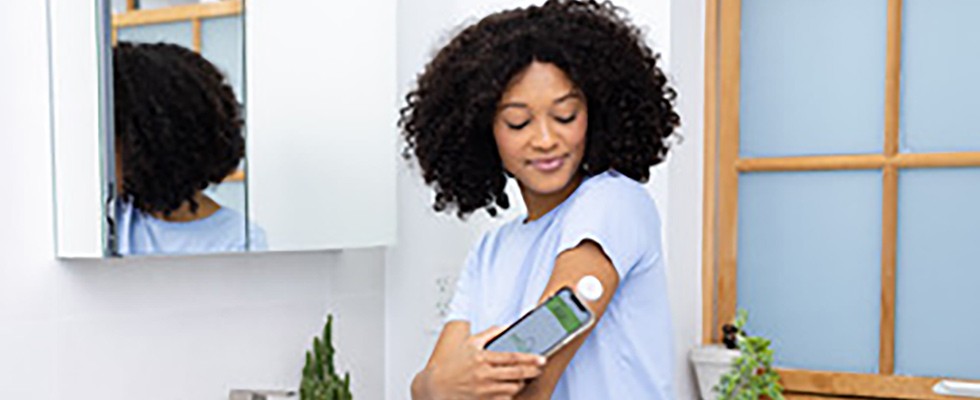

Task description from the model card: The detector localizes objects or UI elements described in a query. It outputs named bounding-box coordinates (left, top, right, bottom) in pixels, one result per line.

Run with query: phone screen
left=485, top=288, right=592, bottom=355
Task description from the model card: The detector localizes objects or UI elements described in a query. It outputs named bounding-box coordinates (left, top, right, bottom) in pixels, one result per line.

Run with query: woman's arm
left=515, top=240, right=620, bottom=400
left=411, top=321, right=467, bottom=398
left=412, top=321, right=547, bottom=400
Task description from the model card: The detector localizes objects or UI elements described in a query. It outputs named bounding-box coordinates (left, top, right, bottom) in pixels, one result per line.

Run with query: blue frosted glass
left=117, top=22, right=194, bottom=50
left=740, top=0, right=886, bottom=157
left=111, top=0, right=127, bottom=14
left=201, top=16, right=244, bottom=102
left=137, top=0, right=199, bottom=10
left=900, top=0, right=980, bottom=153
left=895, top=168, right=980, bottom=380
left=738, top=171, right=882, bottom=373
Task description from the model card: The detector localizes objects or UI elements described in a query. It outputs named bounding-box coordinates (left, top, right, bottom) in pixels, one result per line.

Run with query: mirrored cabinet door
left=246, top=0, right=397, bottom=252
left=49, top=0, right=396, bottom=258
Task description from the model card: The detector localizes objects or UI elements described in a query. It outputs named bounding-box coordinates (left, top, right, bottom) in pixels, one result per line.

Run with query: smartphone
left=484, top=287, right=594, bottom=357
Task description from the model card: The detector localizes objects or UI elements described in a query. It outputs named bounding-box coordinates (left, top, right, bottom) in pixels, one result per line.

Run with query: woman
left=401, top=1, right=679, bottom=399
left=113, top=41, right=266, bottom=255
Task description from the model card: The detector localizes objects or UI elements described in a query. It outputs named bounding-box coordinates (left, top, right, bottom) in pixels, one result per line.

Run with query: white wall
left=385, top=4, right=509, bottom=398
left=666, top=0, right=707, bottom=398
left=385, top=1, right=705, bottom=399
left=0, top=2, right=385, bottom=399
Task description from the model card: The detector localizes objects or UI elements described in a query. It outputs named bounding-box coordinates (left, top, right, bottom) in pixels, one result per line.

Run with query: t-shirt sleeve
left=444, top=237, right=484, bottom=324
left=556, top=179, right=663, bottom=279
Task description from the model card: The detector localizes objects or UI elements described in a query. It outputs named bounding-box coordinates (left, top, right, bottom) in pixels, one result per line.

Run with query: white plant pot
left=690, top=344, right=741, bottom=400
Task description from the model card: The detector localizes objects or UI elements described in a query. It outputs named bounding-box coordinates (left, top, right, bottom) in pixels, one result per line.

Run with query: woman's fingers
left=465, top=327, right=545, bottom=400
left=483, top=350, right=546, bottom=367
left=486, top=364, right=543, bottom=381
left=471, top=325, right=507, bottom=347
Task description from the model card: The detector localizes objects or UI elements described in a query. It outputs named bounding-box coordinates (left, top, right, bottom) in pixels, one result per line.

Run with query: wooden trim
left=734, top=152, right=980, bottom=172
left=126, top=0, right=136, bottom=12
left=192, top=18, right=202, bottom=52
left=112, top=0, right=242, bottom=28
left=112, top=28, right=118, bottom=46
left=779, top=369, right=980, bottom=400
left=879, top=165, right=898, bottom=375
left=224, top=169, right=245, bottom=183
left=880, top=0, right=903, bottom=373
left=715, top=0, right=742, bottom=337
left=894, top=152, right=980, bottom=169
left=884, top=0, right=902, bottom=157
left=737, top=154, right=887, bottom=172
left=701, top=0, right=720, bottom=345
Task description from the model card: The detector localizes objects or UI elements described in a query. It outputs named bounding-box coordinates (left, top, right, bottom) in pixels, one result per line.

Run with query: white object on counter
left=934, top=380, right=980, bottom=398
left=690, top=345, right=741, bottom=400
left=229, top=389, right=296, bottom=399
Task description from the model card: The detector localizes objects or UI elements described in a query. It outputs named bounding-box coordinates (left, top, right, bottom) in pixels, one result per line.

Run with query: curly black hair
left=113, top=41, right=244, bottom=215
left=400, top=0, right=679, bottom=218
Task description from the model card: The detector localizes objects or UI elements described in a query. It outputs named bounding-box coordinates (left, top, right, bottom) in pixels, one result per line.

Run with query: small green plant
left=715, top=309, right=785, bottom=400
left=301, top=315, right=353, bottom=400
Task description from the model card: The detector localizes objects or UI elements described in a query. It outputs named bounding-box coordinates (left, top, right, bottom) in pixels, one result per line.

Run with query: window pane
left=738, top=171, right=882, bottom=373
left=117, top=22, right=194, bottom=51
left=201, top=16, right=244, bottom=102
left=740, top=0, right=886, bottom=157
left=895, top=168, right=980, bottom=380
left=110, top=0, right=127, bottom=14
left=900, top=0, right=980, bottom=153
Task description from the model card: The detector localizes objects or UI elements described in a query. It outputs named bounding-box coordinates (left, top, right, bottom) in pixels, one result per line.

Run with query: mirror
left=49, top=0, right=396, bottom=258
left=109, top=0, right=255, bottom=255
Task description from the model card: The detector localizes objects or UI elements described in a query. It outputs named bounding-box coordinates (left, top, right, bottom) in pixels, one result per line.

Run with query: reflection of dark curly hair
left=113, top=41, right=244, bottom=215
left=400, top=0, right=680, bottom=218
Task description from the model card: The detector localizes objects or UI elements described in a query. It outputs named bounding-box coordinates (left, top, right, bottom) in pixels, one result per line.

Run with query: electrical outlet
left=427, top=273, right=459, bottom=337
left=435, top=273, right=457, bottom=320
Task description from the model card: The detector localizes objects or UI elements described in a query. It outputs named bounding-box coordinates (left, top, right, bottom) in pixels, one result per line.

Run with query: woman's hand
left=412, top=326, right=547, bottom=400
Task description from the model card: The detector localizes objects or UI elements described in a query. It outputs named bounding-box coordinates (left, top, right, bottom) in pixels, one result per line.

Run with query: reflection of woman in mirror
left=401, top=1, right=678, bottom=399
left=113, top=41, right=266, bottom=255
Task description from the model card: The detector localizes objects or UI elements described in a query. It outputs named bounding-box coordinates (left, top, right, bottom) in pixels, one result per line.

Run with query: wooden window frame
left=111, top=0, right=243, bottom=54
left=702, top=0, right=980, bottom=398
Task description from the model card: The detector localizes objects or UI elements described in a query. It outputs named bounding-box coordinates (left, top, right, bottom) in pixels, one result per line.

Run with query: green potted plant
left=691, top=309, right=784, bottom=400
left=300, top=314, right=353, bottom=400
left=713, top=310, right=784, bottom=400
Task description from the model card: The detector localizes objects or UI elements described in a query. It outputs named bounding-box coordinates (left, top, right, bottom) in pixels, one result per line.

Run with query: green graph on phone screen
left=546, top=296, right=582, bottom=333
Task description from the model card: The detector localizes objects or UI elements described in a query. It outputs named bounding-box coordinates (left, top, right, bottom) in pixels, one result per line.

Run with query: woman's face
left=493, top=61, right=588, bottom=197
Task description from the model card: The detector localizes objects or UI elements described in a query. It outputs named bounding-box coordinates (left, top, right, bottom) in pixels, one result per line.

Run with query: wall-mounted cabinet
left=49, top=0, right=396, bottom=258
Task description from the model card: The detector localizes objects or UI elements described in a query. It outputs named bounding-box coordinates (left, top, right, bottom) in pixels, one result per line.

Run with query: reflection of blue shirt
left=116, top=201, right=267, bottom=255
left=446, top=170, right=675, bottom=400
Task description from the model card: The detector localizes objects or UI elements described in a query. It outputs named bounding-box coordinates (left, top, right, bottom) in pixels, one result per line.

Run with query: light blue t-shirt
left=116, top=201, right=267, bottom=255
left=446, top=170, right=675, bottom=400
